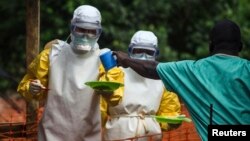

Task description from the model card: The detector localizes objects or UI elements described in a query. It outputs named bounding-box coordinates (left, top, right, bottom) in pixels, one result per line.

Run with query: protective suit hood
left=129, top=30, right=159, bottom=60
left=71, top=5, right=101, bottom=29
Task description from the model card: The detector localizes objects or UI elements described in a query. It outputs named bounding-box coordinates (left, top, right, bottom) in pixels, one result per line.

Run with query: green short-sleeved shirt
left=156, top=54, right=250, bottom=141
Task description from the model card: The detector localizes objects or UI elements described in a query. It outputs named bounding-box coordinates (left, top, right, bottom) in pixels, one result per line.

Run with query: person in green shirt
left=113, top=19, right=250, bottom=141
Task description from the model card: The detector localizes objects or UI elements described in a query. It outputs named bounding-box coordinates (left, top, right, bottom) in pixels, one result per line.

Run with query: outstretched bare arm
left=113, top=51, right=160, bottom=79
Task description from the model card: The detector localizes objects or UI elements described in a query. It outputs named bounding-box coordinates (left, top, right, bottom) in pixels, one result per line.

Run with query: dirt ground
left=0, top=90, right=200, bottom=141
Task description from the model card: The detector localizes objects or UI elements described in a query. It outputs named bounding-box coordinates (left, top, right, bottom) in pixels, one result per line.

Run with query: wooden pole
left=26, top=0, right=40, bottom=139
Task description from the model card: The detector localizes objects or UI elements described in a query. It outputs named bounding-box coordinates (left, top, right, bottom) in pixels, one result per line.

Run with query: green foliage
left=0, top=0, right=250, bottom=91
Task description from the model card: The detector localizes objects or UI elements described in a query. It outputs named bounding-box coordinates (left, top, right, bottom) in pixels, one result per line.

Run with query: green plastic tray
left=85, top=81, right=124, bottom=92
left=153, top=115, right=192, bottom=124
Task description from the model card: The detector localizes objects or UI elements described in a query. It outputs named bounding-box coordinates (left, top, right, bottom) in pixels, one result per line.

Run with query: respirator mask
left=71, top=25, right=101, bottom=53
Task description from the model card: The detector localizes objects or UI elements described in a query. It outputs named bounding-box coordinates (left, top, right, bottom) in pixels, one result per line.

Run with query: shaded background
left=0, top=0, right=250, bottom=140
left=1, top=0, right=250, bottom=91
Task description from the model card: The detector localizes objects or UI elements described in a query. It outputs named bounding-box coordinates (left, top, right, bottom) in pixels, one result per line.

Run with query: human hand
left=112, top=51, right=130, bottom=68
left=29, top=79, right=46, bottom=95
left=95, top=90, right=113, bottom=96
left=96, top=90, right=120, bottom=107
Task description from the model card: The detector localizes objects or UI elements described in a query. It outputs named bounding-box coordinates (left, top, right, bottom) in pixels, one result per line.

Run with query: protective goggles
left=71, top=25, right=102, bottom=39
left=128, top=43, right=159, bottom=57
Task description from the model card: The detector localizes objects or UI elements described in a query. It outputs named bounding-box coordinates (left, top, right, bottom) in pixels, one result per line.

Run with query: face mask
left=71, top=34, right=97, bottom=54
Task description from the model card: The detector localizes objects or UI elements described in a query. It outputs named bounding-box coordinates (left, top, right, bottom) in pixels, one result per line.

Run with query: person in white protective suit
left=100, top=30, right=182, bottom=141
left=17, top=5, right=121, bottom=141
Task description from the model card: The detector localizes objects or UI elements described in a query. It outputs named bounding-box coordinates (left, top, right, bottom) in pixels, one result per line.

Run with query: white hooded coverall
left=101, top=67, right=181, bottom=141
left=18, top=40, right=102, bottom=141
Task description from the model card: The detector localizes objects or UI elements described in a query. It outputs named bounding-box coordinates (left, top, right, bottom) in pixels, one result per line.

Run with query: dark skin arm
left=113, top=51, right=160, bottom=80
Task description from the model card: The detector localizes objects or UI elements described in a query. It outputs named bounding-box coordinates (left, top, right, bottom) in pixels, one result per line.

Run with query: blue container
left=100, top=48, right=117, bottom=71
